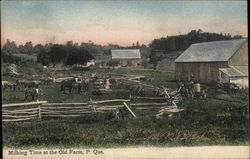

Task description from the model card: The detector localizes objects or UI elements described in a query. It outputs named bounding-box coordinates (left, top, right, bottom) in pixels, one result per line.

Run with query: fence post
left=38, top=105, right=41, bottom=120
left=129, top=94, right=132, bottom=108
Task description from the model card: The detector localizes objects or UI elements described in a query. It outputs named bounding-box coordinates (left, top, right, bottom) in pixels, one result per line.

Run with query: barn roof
left=111, top=49, right=141, bottom=59
left=175, top=39, right=247, bottom=62
left=219, top=65, right=248, bottom=77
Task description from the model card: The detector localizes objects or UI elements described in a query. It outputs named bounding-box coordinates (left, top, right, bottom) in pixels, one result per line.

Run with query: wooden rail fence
left=2, top=94, right=180, bottom=122
left=2, top=101, right=47, bottom=122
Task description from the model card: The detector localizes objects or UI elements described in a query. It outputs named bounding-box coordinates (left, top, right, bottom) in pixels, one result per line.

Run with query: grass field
left=2, top=62, right=249, bottom=148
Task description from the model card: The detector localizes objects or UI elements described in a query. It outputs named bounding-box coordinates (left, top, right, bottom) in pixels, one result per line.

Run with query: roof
left=219, top=65, right=248, bottom=77
left=175, top=39, right=247, bottom=62
left=111, top=49, right=141, bottom=59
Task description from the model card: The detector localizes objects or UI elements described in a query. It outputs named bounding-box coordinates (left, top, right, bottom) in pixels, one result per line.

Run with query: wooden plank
left=42, top=114, right=82, bottom=117
left=91, top=99, right=130, bottom=104
left=42, top=103, right=88, bottom=106
left=2, top=117, right=36, bottom=122
left=130, top=96, right=169, bottom=100
left=2, top=107, right=39, bottom=113
left=38, top=105, right=41, bottom=120
left=41, top=106, right=91, bottom=109
left=41, top=110, right=92, bottom=114
left=123, top=102, right=137, bottom=118
left=162, top=87, right=177, bottom=106
left=96, top=108, right=117, bottom=111
left=2, top=111, right=38, bottom=115
left=3, top=114, right=38, bottom=118
left=131, top=102, right=170, bottom=107
left=2, top=101, right=47, bottom=107
left=96, top=105, right=124, bottom=108
left=135, top=107, right=162, bottom=110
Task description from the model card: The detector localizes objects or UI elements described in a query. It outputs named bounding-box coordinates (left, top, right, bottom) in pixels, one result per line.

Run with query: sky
left=1, top=0, right=248, bottom=46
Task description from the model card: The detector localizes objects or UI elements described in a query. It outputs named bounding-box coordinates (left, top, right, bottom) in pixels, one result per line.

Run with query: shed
left=111, top=49, right=142, bottom=67
left=175, top=39, right=248, bottom=83
left=219, top=65, right=248, bottom=89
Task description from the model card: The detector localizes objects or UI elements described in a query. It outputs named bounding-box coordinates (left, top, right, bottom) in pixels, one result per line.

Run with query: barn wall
left=119, top=59, right=142, bottom=67
left=175, top=62, right=228, bottom=83
left=228, top=41, right=248, bottom=66
left=230, top=77, right=248, bottom=89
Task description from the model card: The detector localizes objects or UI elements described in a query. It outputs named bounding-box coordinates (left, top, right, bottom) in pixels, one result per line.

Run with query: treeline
left=1, top=39, right=149, bottom=66
left=37, top=44, right=94, bottom=66
left=149, top=29, right=243, bottom=52
left=1, top=41, right=95, bottom=66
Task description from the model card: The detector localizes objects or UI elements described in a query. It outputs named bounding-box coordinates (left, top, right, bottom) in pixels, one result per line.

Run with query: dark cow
left=82, top=78, right=90, bottom=92
left=41, top=77, right=54, bottom=85
left=110, top=78, right=118, bottom=89
left=61, top=78, right=76, bottom=93
left=25, top=80, right=42, bottom=88
left=16, top=80, right=27, bottom=88
left=24, top=88, right=43, bottom=100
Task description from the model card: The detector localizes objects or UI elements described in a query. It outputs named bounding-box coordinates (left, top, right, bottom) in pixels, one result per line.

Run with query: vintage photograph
left=1, top=0, right=249, bottom=158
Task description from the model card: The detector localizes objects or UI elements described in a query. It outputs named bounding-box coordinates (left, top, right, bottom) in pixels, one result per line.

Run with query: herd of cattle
left=1, top=73, right=122, bottom=101
left=2, top=71, right=181, bottom=101
left=3, top=71, right=207, bottom=102
left=2, top=76, right=54, bottom=100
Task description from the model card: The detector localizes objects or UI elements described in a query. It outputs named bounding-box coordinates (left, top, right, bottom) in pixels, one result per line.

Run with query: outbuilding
left=111, top=49, right=142, bottom=67
left=175, top=39, right=248, bottom=84
left=219, top=65, right=248, bottom=89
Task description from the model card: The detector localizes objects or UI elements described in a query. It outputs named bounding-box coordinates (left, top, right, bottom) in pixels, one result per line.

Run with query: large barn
left=174, top=39, right=248, bottom=84
left=111, top=49, right=142, bottom=67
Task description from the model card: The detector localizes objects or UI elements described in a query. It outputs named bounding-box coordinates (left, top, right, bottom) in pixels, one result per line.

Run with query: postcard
left=1, top=0, right=249, bottom=159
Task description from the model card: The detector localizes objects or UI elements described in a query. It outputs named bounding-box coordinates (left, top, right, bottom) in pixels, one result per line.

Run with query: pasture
left=1, top=62, right=249, bottom=148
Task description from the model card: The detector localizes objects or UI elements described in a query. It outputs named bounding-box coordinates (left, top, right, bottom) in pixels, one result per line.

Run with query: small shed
left=219, top=66, right=248, bottom=89
left=111, top=49, right=142, bottom=67
left=175, top=39, right=248, bottom=83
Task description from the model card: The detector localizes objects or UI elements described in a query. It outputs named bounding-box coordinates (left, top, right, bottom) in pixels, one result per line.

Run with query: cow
left=16, top=80, right=30, bottom=88
left=72, top=78, right=82, bottom=94
left=2, top=81, right=12, bottom=90
left=81, top=78, right=90, bottom=92
left=24, top=88, right=43, bottom=100
left=109, top=78, right=118, bottom=89
left=25, top=80, right=42, bottom=88
left=41, top=77, right=54, bottom=85
left=60, top=78, right=76, bottom=93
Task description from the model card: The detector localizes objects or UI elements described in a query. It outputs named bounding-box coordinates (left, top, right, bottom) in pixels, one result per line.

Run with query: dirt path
left=3, top=146, right=249, bottom=159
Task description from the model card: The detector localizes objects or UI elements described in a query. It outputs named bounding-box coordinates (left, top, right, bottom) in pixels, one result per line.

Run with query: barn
left=175, top=39, right=248, bottom=84
left=111, top=49, right=142, bottom=67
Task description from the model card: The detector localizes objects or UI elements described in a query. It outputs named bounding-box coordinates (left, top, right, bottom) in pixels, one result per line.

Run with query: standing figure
left=105, top=78, right=111, bottom=89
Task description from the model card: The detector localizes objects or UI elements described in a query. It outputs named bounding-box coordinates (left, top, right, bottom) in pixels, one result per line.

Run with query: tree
left=33, top=44, right=44, bottom=54
left=65, top=47, right=94, bottom=66
left=37, top=48, right=50, bottom=65
left=1, top=39, right=18, bottom=55
left=233, top=35, right=243, bottom=39
left=47, top=44, right=68, bottom=66
left=136, top=41, right=140, bottom=47
left=24, top=41, right=33, bottom=54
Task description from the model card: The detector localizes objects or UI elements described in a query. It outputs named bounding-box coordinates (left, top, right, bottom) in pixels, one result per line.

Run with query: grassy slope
left=1, top=62, right=249, bottom=148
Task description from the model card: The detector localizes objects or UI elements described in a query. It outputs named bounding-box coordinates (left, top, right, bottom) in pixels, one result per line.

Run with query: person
left=105, top=77, right=110, bottom=89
